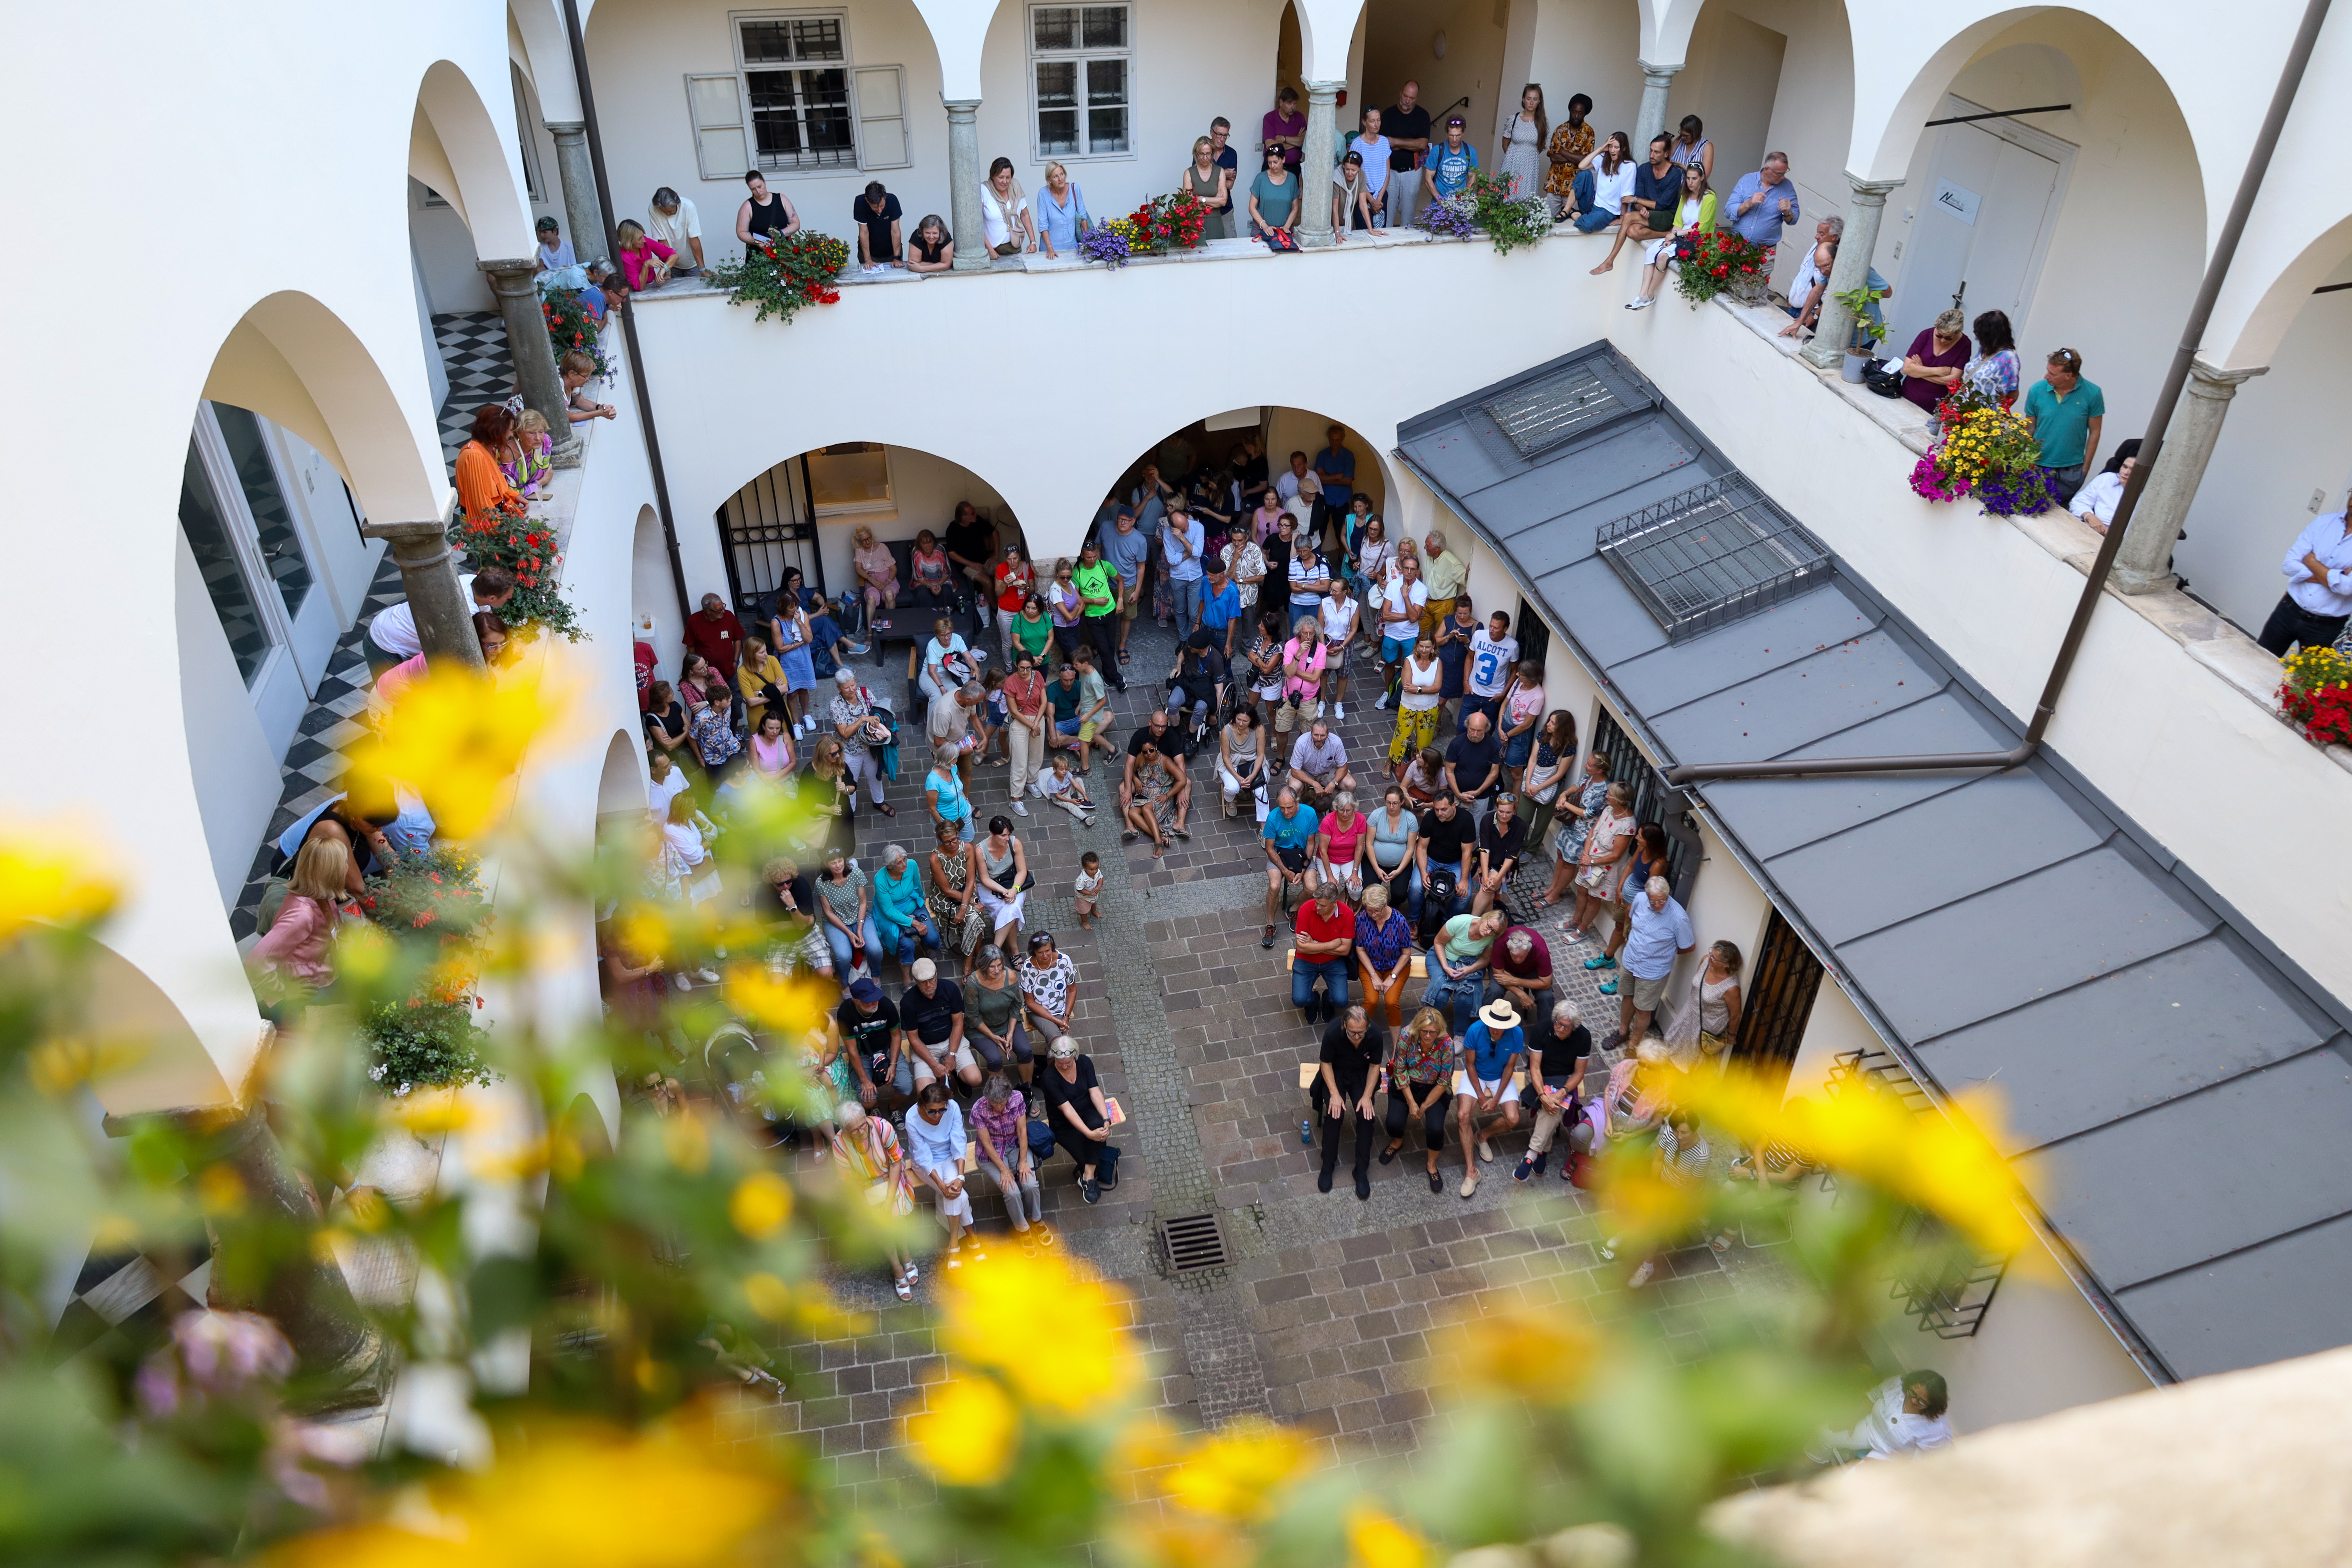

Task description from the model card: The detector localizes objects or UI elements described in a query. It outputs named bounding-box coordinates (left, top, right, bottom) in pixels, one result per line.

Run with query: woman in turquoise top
left=1248, top=143, right=1299, bottom=240
left=872, top=843, right=938, bottom=967
left=1035, top=161, right=1091, bottom=257
left=925, top=741, right=975, bottom=841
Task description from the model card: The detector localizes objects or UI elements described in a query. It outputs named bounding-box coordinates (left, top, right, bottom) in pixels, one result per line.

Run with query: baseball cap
left=849, top=977, right=883, bottom=1004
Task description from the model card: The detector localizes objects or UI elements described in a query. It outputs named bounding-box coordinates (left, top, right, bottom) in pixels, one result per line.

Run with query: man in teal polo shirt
left=1260, top=785, right=1321, bottom=948
left=1073, top=542, right=1124, bottom=692
left=2022, top=347, right=2104, bottom=503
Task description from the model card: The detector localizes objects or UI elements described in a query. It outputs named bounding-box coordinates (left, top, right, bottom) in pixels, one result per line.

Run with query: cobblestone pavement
left=757, top=607, right=1739, bottom=1487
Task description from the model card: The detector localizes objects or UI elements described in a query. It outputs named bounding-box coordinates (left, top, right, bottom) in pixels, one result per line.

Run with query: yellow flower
left=345, top=662, right=574, bottom=840
left=1164, top=1418, right=1314, bottom=1522
left=936, top=1249, right=1138, bottom=1414
left=390, top=1089, right=475, bottom=1136
left=1347, top=1504, right=1430, bottom=1568
left=743, top=1272, right=794, bottom=1321
left=1682, top=1073, right=2035, bottom=1261
left=0, top=831, right=117, bottom=942
left=723, top=964, right=835, bottom=1040
left=1439, top=1303, right=1596, bottom=1398
left=904, top=1372, right=1020, bottom=1487
left=1596, top=1144, right=1710, bottom=1247
left=25, top=1035, right=147, bottom=1096
left=729, top=1171, right=794, bottom=1239
left=273, top=1422, right=784, bottom=1568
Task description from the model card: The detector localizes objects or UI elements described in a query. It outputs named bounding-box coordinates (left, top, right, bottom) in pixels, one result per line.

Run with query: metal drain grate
left=1596, top=473, right=1833, bottom=640
left=1155, top=1213, right=1231, bottom=1275
left=1482, top=362, right=1626, bottom=456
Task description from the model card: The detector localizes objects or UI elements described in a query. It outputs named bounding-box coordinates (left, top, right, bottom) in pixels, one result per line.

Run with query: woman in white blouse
left=979, top=157, right=1036, bottom=257
left=2068, top=440, right=2142, bottom=535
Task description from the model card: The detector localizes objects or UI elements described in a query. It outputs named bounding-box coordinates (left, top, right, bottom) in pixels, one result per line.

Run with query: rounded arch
left=2212, top=211, right=2352, bottom=372
left=80, top=933, right=237, bottom=1116
left=1078, top=405, right=1405, bottom=553
left=201, top=290, right=443, bottom=527
left=412, top=57, right=536, bottom=258
left=1850, top=7, right=2204, bottom=186
left=595, top=727, right=647, bottom=817
left=507, top=0, right=581, bottom=123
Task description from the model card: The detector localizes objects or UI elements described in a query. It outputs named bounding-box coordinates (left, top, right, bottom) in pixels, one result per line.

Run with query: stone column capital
left=1844, top=177, right=1902, bottom=206
left=1303, top=78, right=1345, bottom=93
left=478, top=256, right=541, bottom=289
left=2187, top=358, right=2269, bottom=397
left=1637, top=59, right=1684, bottom=80
left=942, top=97, right=980, bottom=116
left=543, top=119, right=586, bottom=138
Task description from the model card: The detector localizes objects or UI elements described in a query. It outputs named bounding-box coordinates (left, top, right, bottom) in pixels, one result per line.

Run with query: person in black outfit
left=1039, top=1037, right=1120, bottom=1203
left=853, top=180, right=903, bottom=266
left=835, top=978, right=905, bottom=1110
left=1416, top=791, right=1478, bottom=937
left=1471, top=793, right=1528, bottom=916
left=1313, top=1004, right=1387, bottom=1199
left=896, top=957, right=966, bottom=1089
left=1167, top=628, right=1228, bottom=733
left=735, top=170, right=801, bottom=247
left=943, top=502, right=1000, bottom=617
left=1515, top=1000, right=1591, bottom=1182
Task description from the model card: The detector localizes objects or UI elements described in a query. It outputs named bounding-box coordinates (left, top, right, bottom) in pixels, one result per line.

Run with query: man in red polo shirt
left=1291, top=880, right=1355, bottom=1027
left=683, top=591, right=745, bottom=680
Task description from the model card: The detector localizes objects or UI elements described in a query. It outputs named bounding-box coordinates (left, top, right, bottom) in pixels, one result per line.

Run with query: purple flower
left=1077, top=226, right=1134, bottom=269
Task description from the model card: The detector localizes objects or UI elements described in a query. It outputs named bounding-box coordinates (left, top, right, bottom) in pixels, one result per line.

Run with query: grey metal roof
left=1399, top=344, right=2352, bottom=1384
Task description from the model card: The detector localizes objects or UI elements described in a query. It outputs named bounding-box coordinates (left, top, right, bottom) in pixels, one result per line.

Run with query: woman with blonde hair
left=1184, top=136, right=1234, bottom=240
left=831, top=1101, right=918, bottom=1299
left=1035, top=160, right=1091, bottom=258
left=505, top=408, right=555, bottom=500
left=850, top=525, right=899, bottom=625
left=249, top=836, right=350, bottom=1015
left=615, top=217, right=676, bottom=294
left=735, top=632, right=788, bottom=729
left=1381, top=1005, right=1455, bottom=1191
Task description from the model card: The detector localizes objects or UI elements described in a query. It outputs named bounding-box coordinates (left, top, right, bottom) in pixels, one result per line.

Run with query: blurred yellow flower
left=661, top=1113, right=711, bottom=1175
left=274, top=1423, right=783, bottom=1568
left=1441, top=1304, right=1595, bottom=1397
left=937, top=1249, right=1136, bottom=1414
left=1683, top=1073, right=2034, bottom=1261
left=1164, top=1418, right=1313, bottom=1522
left=904, top=1372, right=1019, bottom=1487
left=390, top=1090, right=475, bottom=1136
left=729, top=1171, right=794, bottom=1239
left=742, top=1272, right=794, bottom=1321
left=0, top=833, right=117, bottom=942
left=346, top=663, right=574, bottom=840
left=25, top=1035, right=146, bottom=1097
left=1596, top=1147, right=1709, bottom=1246
left=1347, top=1504, right=1430, bottom=1568
left=723, top=964, right=834, bottom=1040
left=1127, top=1516, right=1250, bottom=1568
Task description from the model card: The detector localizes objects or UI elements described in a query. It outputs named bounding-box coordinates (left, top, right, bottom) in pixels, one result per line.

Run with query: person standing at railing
left=735, top=170, right=801, bottom=248
left=1385, top=81, right=1433, bottom=230
left=978, top=157, right=1036, bottom=257
left=2259, top=504, right=2352, bottom=657
left=1034, top=161, right=1090, bottom=259
left=1184, top=136, right=1234, bottom=241
left=1248, top=142, right=1300, bottom=243
left=1721, top=150, right=1802, bottom=264
left=1497, top=84, right=1548, bottom=199
left=649, top=188, right=705, bottom=276
left=1542, top=93, right=1596, bottom=220
left=1346, top=108, right=1393, bottom=228
left=1421, top=115, right=1480, bottom=207
left=1262, top=85, right=1305, bottom=172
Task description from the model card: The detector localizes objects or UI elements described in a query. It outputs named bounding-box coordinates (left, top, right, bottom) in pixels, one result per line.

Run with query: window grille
left=1481, top=361, right=1627, bottom=456
left=1587, top=706, right=1697, bottom=901
left=1596, top=474, right=1833, bottom=641
left=739, top=16, right=856, bottom=171
left=1029, top=4, right=1130, bottom=159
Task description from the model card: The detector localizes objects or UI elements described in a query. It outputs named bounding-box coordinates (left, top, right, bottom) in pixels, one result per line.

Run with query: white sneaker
left=1334, top=701, right=1346, bottom=718
left=1628, top=1259, right=1657, bottom=1288
left=1625, top=296, right=1654, bottom=311
left=1012, top=801, right=1030, bottom=816
left=1375, top=692, right=1390, bottom=710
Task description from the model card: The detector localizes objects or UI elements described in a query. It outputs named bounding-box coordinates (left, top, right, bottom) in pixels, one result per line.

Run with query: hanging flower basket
left=706, top=230, right=849, bottom=324
left=1908, top=387, right=2059, bottom=518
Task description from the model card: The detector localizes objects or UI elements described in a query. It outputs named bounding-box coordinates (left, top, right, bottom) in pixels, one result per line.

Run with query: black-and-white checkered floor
left=430, top=311, right=513, bottom=468
left=51, top=1243, right=213, bottom=1367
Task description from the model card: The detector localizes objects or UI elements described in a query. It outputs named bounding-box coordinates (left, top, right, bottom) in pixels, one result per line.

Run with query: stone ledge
left=1704, top=294, right=2341, bottom=770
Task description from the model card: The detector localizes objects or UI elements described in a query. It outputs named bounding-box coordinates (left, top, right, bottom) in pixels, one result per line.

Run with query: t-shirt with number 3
left=1468, top=630, right=1519, bottom=698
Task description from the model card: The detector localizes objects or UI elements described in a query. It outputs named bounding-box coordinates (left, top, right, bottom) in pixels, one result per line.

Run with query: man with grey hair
left=1617, top=873, right=1695, bottom=1054
left=1516, top=998, right=1591, bottom=1182
left=1421, top=528, right=1469, bottom=637
left=1287, top=716, right=1354, bottom=810
left=1723, top=151, right=1801, bottom=258
left=648, top=186, right=705, bottom=274
left=828, top=666, right=892, bottom=808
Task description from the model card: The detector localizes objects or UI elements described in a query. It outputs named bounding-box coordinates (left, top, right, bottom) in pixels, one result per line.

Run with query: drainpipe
left=1665, top=0, right=2331, bottom=787
left=559, top=0, right=693, bottom=629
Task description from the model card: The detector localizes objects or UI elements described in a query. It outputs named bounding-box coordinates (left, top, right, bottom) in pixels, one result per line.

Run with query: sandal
left=894, top=1276, right=914, bottom=1300
left=875, top=803, right=897, bottom=818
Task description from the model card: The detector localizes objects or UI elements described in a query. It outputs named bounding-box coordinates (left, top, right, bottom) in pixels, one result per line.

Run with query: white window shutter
left=686, top=73, right=750, bottom=180
left=853, top=66, right=909, bottom=170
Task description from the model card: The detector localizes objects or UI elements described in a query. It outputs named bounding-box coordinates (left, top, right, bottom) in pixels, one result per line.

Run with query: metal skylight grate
left=1482, top=363, right=1626, bottom=456
left=1596, top=475, right=1832, bottom=640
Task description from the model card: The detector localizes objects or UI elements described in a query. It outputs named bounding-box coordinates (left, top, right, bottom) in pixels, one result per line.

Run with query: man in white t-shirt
left=366, top=567, right=516, bottom=670
left=1346, top=107, right=1393, bottom=227
left=1464, top=609, right=1519, bottom=728
left=648, top=187, right=705, bottom=275
left=1373, top=554, right=1429, bottom=710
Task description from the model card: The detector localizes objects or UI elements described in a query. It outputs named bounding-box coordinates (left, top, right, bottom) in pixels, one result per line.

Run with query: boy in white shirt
left=1032, top=750, right=1098, bottom=825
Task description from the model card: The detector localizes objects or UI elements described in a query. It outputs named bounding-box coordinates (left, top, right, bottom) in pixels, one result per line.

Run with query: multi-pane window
left=212, top=403, right=314, bottom=617
left=179, top=442, right=271, bottom=685
left=738, top=16, right=856, bottom=170
left=1029, top=5, right=1129, bottom=159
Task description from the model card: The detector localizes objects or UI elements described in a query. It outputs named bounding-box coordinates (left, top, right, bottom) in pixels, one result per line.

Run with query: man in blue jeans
left=1291, top=881, right=1355, bottom=1027
left=1161, top=500, right=1207, bottom=639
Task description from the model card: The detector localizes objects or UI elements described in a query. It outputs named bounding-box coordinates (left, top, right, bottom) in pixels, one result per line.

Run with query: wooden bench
left=1297, top=1063, right=1526, bottom=1092
left=1285, top=948, right=1426, bottom=978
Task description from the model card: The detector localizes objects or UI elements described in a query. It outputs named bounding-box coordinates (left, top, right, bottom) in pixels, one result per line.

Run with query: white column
left=945, top=99, right=989, bottom=273
left=1298, top=81, right=1341, bottom=250
left=2113, top=360, right=2268, bottom=594
left=544, top=121, right=607, bottom=268
left=1800, top=178, right=1899, bottom=371
left=1634, top=62, right=1680, bottom=155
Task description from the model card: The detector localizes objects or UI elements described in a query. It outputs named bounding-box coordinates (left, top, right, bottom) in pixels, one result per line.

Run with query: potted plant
left=1832, top=276, right=1890, bottom=382
left=2278, top=646, right=2352, bottom=748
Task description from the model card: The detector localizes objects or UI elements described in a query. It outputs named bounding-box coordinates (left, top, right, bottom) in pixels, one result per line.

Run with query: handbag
left=1263, top=227, right=1301, bottom=254
left=1864, top=364, right=1907, bottom=400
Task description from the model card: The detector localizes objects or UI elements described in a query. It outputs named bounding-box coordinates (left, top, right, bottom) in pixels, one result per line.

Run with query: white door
left=187, top=404, right=329, bottom=756
left=1891, top=97, right=2068, bottom=354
